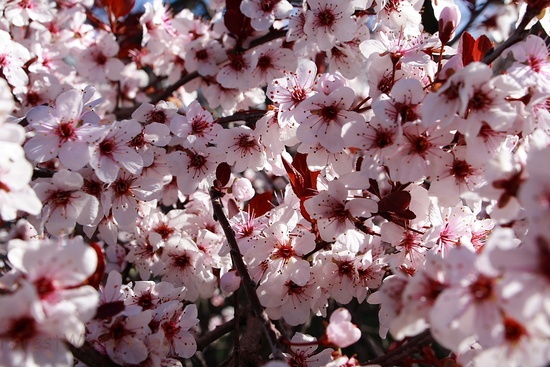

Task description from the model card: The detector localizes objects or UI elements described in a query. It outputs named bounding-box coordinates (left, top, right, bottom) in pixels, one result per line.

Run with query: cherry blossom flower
left=169, top=146, right=221, bottom=195
left=160, top=236, right=213, bottom=301
left=102, top=311, right=153, bottom=365
left=429, top=146, right=486, bottom=207
left=368, top=274, right=409, bottom=338
left=240, top=0, right=293, bottom=31
left=216, top=51, right=255, bottom=89
left=249, top=39, right=297, bottom=87
left=183, top=36, right=224, bottom=76
left=170, top=100, right=221, bottom=148
left=3, top=0, right=55, bottom=27
left=508, top=35, right=550, bottom=93
left=258, top=275, right=322, bottom=326
left=217, top=125, right=267, bottom=172
left=372, top=78, right=425, bottom=125
left=284, top=332, right=333, bottom=367
left=101, top=170, right=162, bottom=228
left=4, top=236, right=99, bottom=358
left=296, top=84, right=364, bottom=153
left=304, top=180, right=377, bottom=242
left=0, top=123, right=42, bottom=221
left=247, top=222, right=314, bottom=286
left=389, top=253, right=449, bottom=340
left=0, top=30, right=31, bottom=91
left=429, top=246, right=504, bottom=353
left=385, top=123, right=451, bottom=183
left=267, top=60, right=318, bottom=126
left=74, top=31, right=125, bottom=83
left=157, top=302, right=199, bottom=358
left=303, top=0, right=357, bottom=51
left=89, top=119, right=144, bottom=183
left=0, top=282, right=74, bottom=367
left=25, top=88, right=104, bottom=170
left=32, top=169, right=99, bottom=236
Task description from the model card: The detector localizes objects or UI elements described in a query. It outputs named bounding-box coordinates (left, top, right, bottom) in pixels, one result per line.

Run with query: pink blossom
left=89, top=119, right=144, bottom=183
left=284, top=332, right=333, bottom=367
left=303, top=0, right=357, bottom=51
left=25, top=89, right=104, bottom=170
left=32, top=169, right=99, bottom=236
left=240, top=0, right=293, bottom=31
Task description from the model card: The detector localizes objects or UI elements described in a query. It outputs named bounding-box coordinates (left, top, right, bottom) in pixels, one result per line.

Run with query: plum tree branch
left=68, top=342, right=121, bottom=367
left=482, top=5, right=539, bottom=65
left=363, top=330, right=434, bottom=367
left=209, top=185, right=285, bottom=361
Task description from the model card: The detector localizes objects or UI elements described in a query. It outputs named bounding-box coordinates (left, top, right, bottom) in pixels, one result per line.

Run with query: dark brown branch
left=482, top=6, right=537, bottom=65
left=209, top=186, right=285, bottom=361
left=363, top=330, right=434, bottom=367
left=152, top=29, right=287, bottom=104
left=152, top=71, right=200, bottom=104
left=449, top=0, right=492, bottom=46
left=248, top=29, right=288, bottom=49
left=196, top=317, right=238, bottom=350
left=216, top=110, right=267, bottom=126
left=68, top=342, right=121, bottom=367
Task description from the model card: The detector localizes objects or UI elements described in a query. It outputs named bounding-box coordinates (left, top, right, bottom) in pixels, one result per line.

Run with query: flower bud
left=220, top=270, right=242, bottom=294
left=438, top=6, right=461, bottom=45
left=231, top=177, right=255, bottom=202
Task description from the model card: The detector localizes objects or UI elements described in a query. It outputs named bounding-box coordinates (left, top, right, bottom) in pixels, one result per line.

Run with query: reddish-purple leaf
left=216, top=162, right=232, bottom=187
left=378, top=190, right=411, bottom=213
left=94, top=301, right=125, bottom=319
left=461, top=32, right=493, bottom=65
left=102, top=0, right=135, bottom=18
left=246, top=191, right=273, bottom=218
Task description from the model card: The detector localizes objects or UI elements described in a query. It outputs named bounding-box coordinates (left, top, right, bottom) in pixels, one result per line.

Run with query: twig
left=482, top=6, right=538, bottom=65
left=152, top=71, right=200, bottom=104
left=363, top=330, right=434, bottom=367
left=196, top=317, right=238, bottom=351
left=68, top=342, right=121, bottom=367
left=209, top=186, right=285, bottom=361
left=216, top=110, right=267, bottom=127
left=449, top=0, right=492, bottom=46
left=151, top=30, right=287, bottom=104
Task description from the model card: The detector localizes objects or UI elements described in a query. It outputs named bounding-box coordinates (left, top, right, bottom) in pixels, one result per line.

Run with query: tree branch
left=209, top=186, right=285, bottom=361
left=152, top=71, right=200, bottom=104
left=68, top=342, right=121, bottom=367
left=482, top=6, right=537, bottom=65
left=363, top=330, right=434, bottom=367
left=196, top=317, right=238, bottom=351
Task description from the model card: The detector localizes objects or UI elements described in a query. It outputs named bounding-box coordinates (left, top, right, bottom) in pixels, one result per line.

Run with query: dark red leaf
left=293, top=153, right=319, bottom=196
left=223, top=0, right=254, bottom=44
left=474, top=35, right=493, bottom=61
left=378, top=191, right=412, bottom=215
left=460, top=32, right=493, bottom=65
left=216, top=162, right=232, bottom=187
left=102, top=0, right=135, bottom=18
left=246, top=191, right=273, bottom=218
left=94, top=301, right=125, bottom=319
left=283, top=156, right=304, bottom=197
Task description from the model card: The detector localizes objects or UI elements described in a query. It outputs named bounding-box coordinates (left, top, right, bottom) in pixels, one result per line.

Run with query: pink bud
left=438, top=6, right=461, bottom=45
left=326, top=308, right=361, bottom=348
left=220, top=270, right=242, bottom=294
left=231, top=177, right=255, bottom=202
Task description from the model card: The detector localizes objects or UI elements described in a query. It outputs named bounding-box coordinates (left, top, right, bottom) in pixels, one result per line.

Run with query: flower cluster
left=1, top=0, right=550, bottom=366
